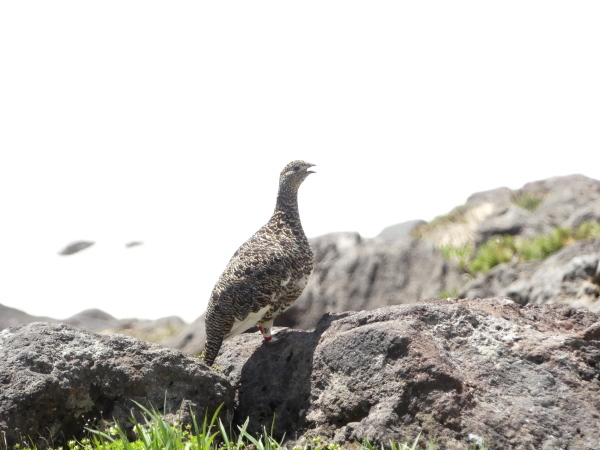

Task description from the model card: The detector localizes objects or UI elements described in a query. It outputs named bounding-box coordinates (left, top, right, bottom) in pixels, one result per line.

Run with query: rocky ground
left=0, top=322, right=233, bottom=449
left=2, top=298, right=599, bottom=449
left=215, top=297, right=600, bottom=449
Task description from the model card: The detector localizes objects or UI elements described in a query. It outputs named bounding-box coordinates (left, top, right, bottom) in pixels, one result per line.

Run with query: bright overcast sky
left=1, top=2, right=599, bottom=322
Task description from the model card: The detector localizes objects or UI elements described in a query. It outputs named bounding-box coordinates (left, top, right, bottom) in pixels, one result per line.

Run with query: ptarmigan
left=203, top=160, right=315, bottom=366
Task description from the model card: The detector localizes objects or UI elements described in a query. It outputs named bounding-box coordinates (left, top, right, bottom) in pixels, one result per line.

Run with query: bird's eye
left=293, top=166, right=300, bottom=171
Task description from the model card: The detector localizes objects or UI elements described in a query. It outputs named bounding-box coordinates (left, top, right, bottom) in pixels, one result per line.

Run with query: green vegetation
left=469, top=235, right=518, bottom=273
left=510, top=190, right=545, bottom=211
left=440, top=221, right=600, bottom=274
left=440, top=244, right=474, bottom=272
left=11, top=403, right=487, bottom=450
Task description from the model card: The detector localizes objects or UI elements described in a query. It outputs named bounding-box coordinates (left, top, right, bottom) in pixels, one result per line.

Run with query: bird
left=203, top=160, right=316, bottom=366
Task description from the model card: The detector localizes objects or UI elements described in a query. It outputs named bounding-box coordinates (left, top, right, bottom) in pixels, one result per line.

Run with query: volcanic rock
left=216, top=297, right=600, bottom=450
left=0, top=322, right=233, bottom=449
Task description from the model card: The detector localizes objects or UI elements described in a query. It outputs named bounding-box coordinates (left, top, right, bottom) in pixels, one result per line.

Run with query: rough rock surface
left=460, top=236, right=600, bottom=313
left=0, top=322, right=233, bottom=449
left=216, top=297, right=600, bottom=450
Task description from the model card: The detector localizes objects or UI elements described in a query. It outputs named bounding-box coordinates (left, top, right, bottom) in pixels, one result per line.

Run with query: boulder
left=460, top=236, right=600, bottom=312
left=565, top=198, right=600, bottom=229
left=216, top=297, right=600, bottom=449
left=0, top=322, right=233, bottom=449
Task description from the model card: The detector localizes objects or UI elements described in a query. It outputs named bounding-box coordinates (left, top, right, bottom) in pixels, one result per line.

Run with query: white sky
left=1, top=2, right=599, bottom=322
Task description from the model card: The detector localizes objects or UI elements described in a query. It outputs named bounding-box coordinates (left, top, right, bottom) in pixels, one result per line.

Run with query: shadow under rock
left=233, top=312, right=351, bottom=441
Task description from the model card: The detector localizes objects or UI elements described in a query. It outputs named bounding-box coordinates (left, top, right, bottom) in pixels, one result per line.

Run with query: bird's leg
left=257, top=319, right=274, bottom=341
left=257, top=326, right=272, bottom=341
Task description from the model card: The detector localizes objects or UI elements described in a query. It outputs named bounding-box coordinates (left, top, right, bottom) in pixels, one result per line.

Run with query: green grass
left=469, top=235, right=518, bottom=273
left=510, top=190, right=545, bottom=211
left=11, top=403, right=488, bottom=450
left=439, top=221, right=600, bottom=274
left=440, top=244, right=474, bottom=272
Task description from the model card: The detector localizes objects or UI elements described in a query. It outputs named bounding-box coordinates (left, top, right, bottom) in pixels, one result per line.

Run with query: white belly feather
left=225, top=305, right=271, bottom=340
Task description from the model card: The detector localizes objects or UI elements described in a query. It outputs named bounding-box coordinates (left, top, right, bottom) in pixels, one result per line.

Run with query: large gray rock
left=520, top=174, right=600, bottom=226
left=0, top=322, right=233, bottom=449
left=216, top=297, right=600, bottom=449
left=460, top=236, right=600, bottom=312
left=565, top=198, right=600, bottom=229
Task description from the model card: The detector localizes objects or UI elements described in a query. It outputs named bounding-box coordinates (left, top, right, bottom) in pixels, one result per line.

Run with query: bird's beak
left=307, top=164, right=316, bottom=174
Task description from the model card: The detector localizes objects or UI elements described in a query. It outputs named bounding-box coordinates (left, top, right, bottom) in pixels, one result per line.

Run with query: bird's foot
left=258, top=325, right=272, bottom=341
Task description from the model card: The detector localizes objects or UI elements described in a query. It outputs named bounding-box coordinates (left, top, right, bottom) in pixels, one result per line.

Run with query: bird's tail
left=203, top=335, right=223, bottom=367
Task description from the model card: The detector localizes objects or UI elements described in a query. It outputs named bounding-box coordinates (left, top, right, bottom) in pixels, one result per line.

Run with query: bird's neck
left=274, top=183, right=301, bottom=221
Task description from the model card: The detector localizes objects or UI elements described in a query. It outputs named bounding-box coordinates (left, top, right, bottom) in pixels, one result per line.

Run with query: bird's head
left=279, top=160, right=316, bottom=188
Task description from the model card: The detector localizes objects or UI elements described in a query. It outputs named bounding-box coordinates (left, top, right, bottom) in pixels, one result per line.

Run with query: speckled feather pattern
left=203, top=161, right=315, bottom=366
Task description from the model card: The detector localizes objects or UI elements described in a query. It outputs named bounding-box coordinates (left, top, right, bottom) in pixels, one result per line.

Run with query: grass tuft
left=469, top=235, right=517, bottom=273
left=510, top=190, right=545, bottom=211
left=439, top=221, right=600, bottom=274
left=10, top=403, right=476, bottom=450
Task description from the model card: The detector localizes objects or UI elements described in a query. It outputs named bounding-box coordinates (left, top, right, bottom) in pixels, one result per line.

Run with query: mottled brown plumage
left=204, top=160, right=315, bottom=366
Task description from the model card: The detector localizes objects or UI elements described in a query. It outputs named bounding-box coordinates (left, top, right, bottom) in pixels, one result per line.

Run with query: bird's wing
left=214, top=246, right=292, bottom=319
